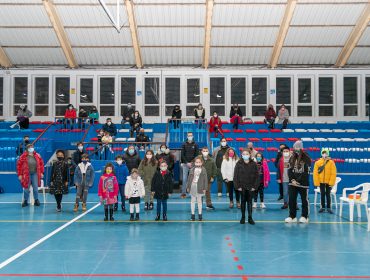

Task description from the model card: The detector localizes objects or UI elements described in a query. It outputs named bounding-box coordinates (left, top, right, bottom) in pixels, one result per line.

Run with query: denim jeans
left=156, top=198, right=168, bottom=215
left=181, top=163, right=190, bottom=194
left=282, top=182, right=289, bottom=204
left=23, top=173, right=39, bottom=202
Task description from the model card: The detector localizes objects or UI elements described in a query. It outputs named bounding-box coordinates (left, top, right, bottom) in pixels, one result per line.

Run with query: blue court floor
left=0, top=193, right=369, bottom=280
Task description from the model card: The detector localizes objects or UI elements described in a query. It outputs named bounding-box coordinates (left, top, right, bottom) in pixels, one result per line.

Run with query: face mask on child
left=256, top=157, right=262, bottom=162
left=82, top=159, right=88, bottom=164
left=160, top=147, right=166, bottom=153
left=28, top=148, right=34, bottom=153
left=283, top=152, right=290, bottom=157
left=106, top=169, right=112, bottom=174
left=146, top=154, right=153, bottom=159
left=128, top=149, right=135, bottom=155
left=116, top=160, right=123, bottom=165
left=322, top=154, right=328, bottom=159
left=160, top=166, right=167, bottom=171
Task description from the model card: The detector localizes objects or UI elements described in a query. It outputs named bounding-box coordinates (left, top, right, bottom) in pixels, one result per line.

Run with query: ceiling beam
left=42, top=0, right=78, bottom=68
left=202, top=0, right=214, bottom=69
left=268, top=0, right=297, bottom=68
left=335, top=3, right=370, bottom=67
left=125, top=0, right=143, bottom=69
left=0, top=47, right=12, bottom=68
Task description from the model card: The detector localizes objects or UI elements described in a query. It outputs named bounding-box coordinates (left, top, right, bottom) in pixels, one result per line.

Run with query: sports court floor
left=0, top=193, right=369, bottom=280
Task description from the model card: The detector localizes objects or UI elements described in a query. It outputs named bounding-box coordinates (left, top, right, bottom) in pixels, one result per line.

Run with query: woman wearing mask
left=229, top=104, right=243, bottom=130
left=138, top=150, right=158, bottom=210
left=88, top=106, right=100, bottom=123
left=233, top=150, right=259, bottom=225
left=64, top=104, right=76, bottom=129
left=277, top=104, right=289, bottom=129
left=50, top=150, right=68, bottom=212
left=73, top=142, right=85, bottom=164
left=253, top=153, right=270, bottom=209
left=130, top=110, right=143, bottom=138
left=277, top=146, right=291, bottom=209
left=213, top=138, right=229, bottom=197
left=17, top=144, right=45, bottom=207
left=264, top=104, right=277, bottom=129
left=155, top=144, right=175, bottom=173
left=221, top=148, right=240, bottom=208
left=123, top=145, right=141, bottom=173
left=16, top=105, right=33, bottom=129
left=194, top=103, right=205, bottom=129
left=209, top=111, right=223, bottom=138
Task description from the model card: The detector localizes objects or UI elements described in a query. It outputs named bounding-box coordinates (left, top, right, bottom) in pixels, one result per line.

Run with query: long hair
left=143, top=150, right=157, bottom=166
left=224, top=148, right=238, bottom=161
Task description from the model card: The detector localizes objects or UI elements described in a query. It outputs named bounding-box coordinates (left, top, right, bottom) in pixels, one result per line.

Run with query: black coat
left=181, top=141, right=199, bottom=164
left=230, top=106, right=243, bottom=118
left=151, top=170, right=173, bottom=200
left=288, top=152, right=311, bottom=187
left=215, top=146, right=229, bottom=168
left=102, top=123, right=117, bottom=136
left=122, top=108, right=135, bottom=120
left=50, top=160, right=69, bottom=195
left=135, top=134, right=150, bottom=143
left=130, top=116, right=142, bottom=128
left=72, top=149, right=85, bottom=165
left=155, top=153, right=175, bottom=171
left=123, top=151, right=141, bottom=172
left=233, top=159, right=259, bottom=191
left=172, top=109, right=182, bottom=119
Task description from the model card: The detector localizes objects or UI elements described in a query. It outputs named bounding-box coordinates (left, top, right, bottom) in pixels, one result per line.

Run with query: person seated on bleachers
left=229, top=104, right=243, bottom=130
left=73, top=142, right=85, bottom=165
left=78, top=108, right=88, bottom=130
left=101, top=131, right=113, bottom=159
left=247, top=142, right=258, bottom=159
left=264, top=104, right=276, bottom=129
left=135, top=128, right=150, bottom=150
left=129, top=110, right=142, bottom=138
left=155, top=144, right=175, bottom=173
left=102, top=118, right=117, bottom=140
left=171, top=105, right=182, bottom=129
left=209, top=111, right=223, bottom=138
left=121, top=103, right=135, bottom=129
left=123, top=144, right=141, bottom=173
left=277, top=104, right=289, bottom=129
left=64, top=104, right=77, bottom=129
left=88, top=106, right=99, bottom=123
left=16, top=105, right=32, bottom=129
left=16, top=135, right=30, bottom=157
left=194, top=103, right=206, bottom=129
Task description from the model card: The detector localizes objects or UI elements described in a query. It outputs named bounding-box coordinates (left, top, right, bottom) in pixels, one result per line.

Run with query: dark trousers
left=232, top=117, right=240, bottom=129
left=172, top=120, right=181, bottom=129
left=240, top=189, right=253, bottom=219
left=288, top=186, right=309, bottom=219
left=282, top=119, right=288, bottom=129
left=55, top=194, right=63, bottom=208
left=130, top=126, right=141, bottom=137
left=265, top=118, right=275, bottom=129
left=279, top=182, right=283, bottom=197
left=156, top=198, right=168, bottom=215
left=227, top=181, right=240, bottom=202
left=115, top=184, right=126, bottom=209
left=320, top=183, right=331, bottom=209
left=254, top=183, right=264, bottom=202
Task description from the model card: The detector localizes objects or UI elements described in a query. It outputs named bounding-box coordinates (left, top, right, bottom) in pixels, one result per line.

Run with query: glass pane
left=35, top=105, right=49, bottom=116
left=0, top=106, right=3, bottom=116
left=145, top=77, right=160, bottom=105
left=210, top=105, right=225, bottom=117
left=100, top=77, right=115, bottom=105
left=14, top=77, right=28, bottom=104
left=80, top=78, right=93, bottom=104
left=187, top=78, right=200, bottom=103
left=276, top=105, right=291, bottom=115
left=298, top=78, right=311, bottom=103
left=344, top=105, right=358, bottom=116
left=186, top=106, right=195, bottom=117
left=252, top=106, right=266, bottom=116
left=35, top=77, right=49, bottom=104
left=0, top=77, right=3, bottom=104
left=55, top=77, right=70, bottom=104
left=252, top=77, right=267, bottom=105
left=276, top=77, right=291, bottom=105
left=231, top=78, right=246, bottom=104
left=100, top=106, right=115, bottom=116
left=229, top=105, right=246, bottom=117
left=297, top=106, right=312, bottom=116
left=80, top=105, right=95, bottom=113
left=121, top=105, right=135, bottom=117
left=343, top=77, right=357, bottom=104
left=366, top=105, right=369, bottom=117
left=165, top=78, right=180, bottom=104
left=319, top=77, right=333, bottom=104
left=145, top=106, right=159, bottom=116
left=55, top=105, right=67, bottom=116
left=165, top=106, right=175, bottom=117
left=210, top=77, right=225, bottom=104
left=319, top=106, right=333, bottom=116
left=121, top=77, right=136, bottom=104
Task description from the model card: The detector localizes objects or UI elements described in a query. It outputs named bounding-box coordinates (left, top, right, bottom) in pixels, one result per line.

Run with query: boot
left=109, top=208, right=114, bottom=221
left=22, top=200, right=28, bottom=207
left=135, top=213, right=140, bottom=221
left=190, top=214, right=195, bottom=221
left=73, top=203, right=79, bottom=212
left=130, top=214, right=134, bottom=221
left=144, top=203, right=149, bottom=210
left=114, top=203, right=118, bottom=212
left=163, top=213, right=167, bottom=221
left=198, top=214, right=202, bottom=221
left=155, top=213, right=160, bottom=221
left=121, top=203, right=126, bottom=212
left=149, top=202, right=154, bottom=210
left=240, top=216, right=245, bottom=224
left=82, top=203, right=87, bottom=212
left=34, top=199, right=40, bottom=206
left=104, top=208, right=108, bottom=221
left=248, top=216, right=255, bottom=225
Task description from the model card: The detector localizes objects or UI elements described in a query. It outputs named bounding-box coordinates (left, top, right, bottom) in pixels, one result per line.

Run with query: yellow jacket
left=313, top=158, right=337, bottom=187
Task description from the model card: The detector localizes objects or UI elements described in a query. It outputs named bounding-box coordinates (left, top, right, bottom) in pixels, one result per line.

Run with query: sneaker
left=155, top=214, right=160, bottom=221
left=56, top=206, right=61, bottom=212
left=34, top=199, right=40, bottom=206
left=260, top=203, right=266, bottom=209
left=252, top=202, right=257, bottom=209
left=285, top=217, right=297, bottom=223
left=104, top=216, right=108, bottom=221
left=130, top=214, right=134, bottom=221
left=299, top=217, right=309, bottom=223
left=229, top=201, right=234, bottom=208
left=319, top=208, right=325, bottom=213
left=144, top=203, right=149, bottom=210
left=206, top=205, right=215, bottom=210
left=277, top=195, right=283, bottom=201
left=135, top=214, right=139, bottom=221
left=190, top=214, right=195, bottom=221
left=163, top=214, right=167, bottom=221
left=226, top=193, right=229, bottom=197
left=217, top=192, right=222, bottom=197
left=149, top=203, right=154, bottom=210
left=22, top=200, right=28, bottom=207
left=240, top=217, right=245, bottom=224
left=281, top=203, right=288, bottom=209
left=327, top=209, right=334, bottom=214
left=248, top=217, right=255, bottom=225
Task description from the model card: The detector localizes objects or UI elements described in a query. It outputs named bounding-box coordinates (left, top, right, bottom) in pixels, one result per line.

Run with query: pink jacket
left=259, top=160, right=270, bottom=188
left=98, top=173, right=119, bottom=203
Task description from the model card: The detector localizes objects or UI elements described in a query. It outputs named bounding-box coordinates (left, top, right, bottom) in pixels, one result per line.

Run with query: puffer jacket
left=313, top=158, right=337, bottom=187
left=16, top=151, right=45, bottom=189
left=123, top=150, right=141, bottom=172
left=233, top=159, right=259, bottom=191
left=124, top=176, right=145, bottom=198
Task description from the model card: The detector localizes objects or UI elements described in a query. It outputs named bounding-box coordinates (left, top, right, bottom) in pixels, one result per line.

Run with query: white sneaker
left=253, top=202, right=257, bottom=208
left=226, top=193, right=229, bottom=197
left=299, top=217, right=309, bottom=223
left=217, top=192, right=222, bottom=197
left=260, top=203, right=266, bottom=209
left=285, top=217, right=298, bottom=223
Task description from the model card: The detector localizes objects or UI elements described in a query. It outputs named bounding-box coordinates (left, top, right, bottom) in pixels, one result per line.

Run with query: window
left=80, top=78, right=93, bottom=104
left=165, top=77, right=180, bottom=117
left=366, top=77, right=370, bottom=117
left=186, top=78, right=200, bottom=117
left=99, top=77, right=115, bottom=116
left=318, top=77, right=334, bottom=117
left=14, top=77, right=28, bottom=116
left=144, top=77, right=160, bottom=117
left=121, top=77, right=136, bottom=116
left=210, top=77, right=225, bottom=116
left=34, top=77, right=49, bottom=116
left=55, top=77, right=70, bottom=116
left=231, top=78, right=246, bottom=116
left=343, top=77, right=358, bottom=116
left=251, top=77, right=267, bottom=116
left=297, top=78, right=312, bottom=117
left=276, top=77, right=291, bottom=114
left=0, top=77, right=3, bottom=116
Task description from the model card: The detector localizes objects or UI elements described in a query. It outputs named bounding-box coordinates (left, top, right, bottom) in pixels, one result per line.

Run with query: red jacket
left=64, top=109, right=77, bottom=119
left=98, top=173, right=119, bottom=200
left=265, top=108, right=276, bottom=120
left=208, top=117, right=223, bottom=133
left=16, top=152, right=45, bottom=189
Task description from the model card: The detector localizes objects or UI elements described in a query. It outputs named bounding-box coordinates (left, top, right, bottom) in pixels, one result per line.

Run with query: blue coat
left=114, top=162, right=129, bottom=185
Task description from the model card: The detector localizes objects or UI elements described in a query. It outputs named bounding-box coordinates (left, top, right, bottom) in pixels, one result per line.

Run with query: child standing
left=98, top=163, right=119, bottom=221
left=221, top=148, right=240, bottom=209
left=151, top=161, right=173, bottom=221
left=50, top=150, right=69, bottom=212
left=73, top=153, right=95, bottom=212
left=138, top=150, right=158, bottom=210
left=186, top=157, right=208, bottom=221
left=125, top=169, right=145, bottom=221
left=253, top=152, right=270, bottom=209
left=113, top=155, right=129, bottom=212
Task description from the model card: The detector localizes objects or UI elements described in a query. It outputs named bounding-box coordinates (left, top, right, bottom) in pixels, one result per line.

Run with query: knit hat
left=321, top=148, right=330, bottom=156
left=293, top=140, right=303, bottom=150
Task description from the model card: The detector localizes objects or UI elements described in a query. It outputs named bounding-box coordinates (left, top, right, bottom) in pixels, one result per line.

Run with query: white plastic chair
left=339, top=183, right=370, bottom=222
left=21, top=180, right=46, bottom=205
left=314, top=177, right=341, bottom=209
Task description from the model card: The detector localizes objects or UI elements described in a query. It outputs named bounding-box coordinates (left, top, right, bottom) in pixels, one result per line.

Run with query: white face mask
left=322, top=154, right=328, bottom=159
left=116, top=160, right=123, bottom=165
left=188, top=136, right=193, bottom=141
left=165, top=148, right=170, bottom=154
left=107, top=121, right=112, bottom=125
left=28, top=148, right=34, bottom=153
left=69, top=107, right=73, bottom=110
left=202, top=151, right=209, bottom=157
left=213, top=114, right=217, bottom=118
left=78, top=146, right=83, bottom=151
left=146, top=154, right=153, bottom=159
left=134, top=114, right=138, bottom=117
left=221, top=142, right=227, bottom=147
left=283, top=152, right=290, bottom=157
left=160, top=166, right=167, bottom=171
left=160, top=148, right=166, bottom=153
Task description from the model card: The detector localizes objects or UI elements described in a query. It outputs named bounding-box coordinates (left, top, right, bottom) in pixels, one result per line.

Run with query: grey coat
left=186, top=167, right=208, bottom=195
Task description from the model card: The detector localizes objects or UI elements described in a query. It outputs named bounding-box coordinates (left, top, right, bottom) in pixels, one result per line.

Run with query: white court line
left=0, top=203, right=100, bottom=270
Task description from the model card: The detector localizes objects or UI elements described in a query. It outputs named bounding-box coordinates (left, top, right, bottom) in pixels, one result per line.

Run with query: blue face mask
left=257, top=157, right=262, bottom=162
left=242, top=155, right=250, bottom=161
left=128, top=149, right=135, bottom=155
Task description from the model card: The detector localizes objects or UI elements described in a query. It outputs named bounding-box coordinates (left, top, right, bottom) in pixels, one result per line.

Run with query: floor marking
left=0, top=203, right=100, bottom=270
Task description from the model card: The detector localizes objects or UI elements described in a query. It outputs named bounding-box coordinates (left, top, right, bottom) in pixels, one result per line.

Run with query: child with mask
left=221, top=147, right=240, bottom=208
left=138, top=150, right=158, bottom=210
left=186, top=157, right=208, bottom=221
left=73, top=154, right=95, bottom=212
left=209, top=111, right=223, bottom=138
left=199, top=147, right=217, bottom=210
left=129, top=110, right=142, bottom=137
left=98, top=163, right=119, bottom=221
left=155, top=144, right=175, bottom=173
left=50, top=150, right=69, bottom=212
left=113, top=155, right=129, bottom=211
left=125, top=168, right=145, bottom=221
left=253, top=153, right=270, bottom=209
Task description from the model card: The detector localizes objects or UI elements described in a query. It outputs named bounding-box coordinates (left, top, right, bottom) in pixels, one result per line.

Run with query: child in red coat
left=209, top=111, right=223, bottom=137
left=98, top=163, right=119, bottom=221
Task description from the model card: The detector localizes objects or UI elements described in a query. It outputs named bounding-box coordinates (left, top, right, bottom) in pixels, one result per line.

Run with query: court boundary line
left=0, top=203, right=100, bottom=271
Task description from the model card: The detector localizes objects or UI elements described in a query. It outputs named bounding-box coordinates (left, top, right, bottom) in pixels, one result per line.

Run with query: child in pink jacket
left=98, top=163, right=119, bottom=221
left=253, top=152, right=270, bottom=209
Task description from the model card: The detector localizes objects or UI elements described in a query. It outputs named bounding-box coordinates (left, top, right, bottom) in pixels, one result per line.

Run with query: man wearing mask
left=102, top=118, right=117, bottom=140
left=213, top=137, right=229, bottom=197
left=171, top=105, right=182, bottom=129
left=73, top=142, right=85, bottom=165
left=135, top=128, right=150, bottom=150
left=123, top=145, right=141, bottom=173
left=199, top=147, right=217, bottom=210
left=16, top=135, right=30, bottom=157
left=121, top=103, right=135, bottom=129
left=180, top=132, right=199, bottom=198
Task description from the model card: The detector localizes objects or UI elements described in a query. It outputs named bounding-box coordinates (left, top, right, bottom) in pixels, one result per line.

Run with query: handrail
left=31, top=122, right=54, bottom=146
left=81, top=122, right=94, bottom=143
left=165, top=118, right=170, bottom=146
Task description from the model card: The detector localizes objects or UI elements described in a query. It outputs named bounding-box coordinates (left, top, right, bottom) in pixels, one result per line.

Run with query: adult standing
left=171, top=105, right=182, bottom=129
left=16, top=135, right=30, bottom=157
left=16, top=105, right=32, bottom=129
left=213, top=137, right=229, bottom=197
left=50, top=150, right=69, bottom=212
left=72, top=142, right=85, bottom=165
left=138, top=150, right=158, bottom=210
